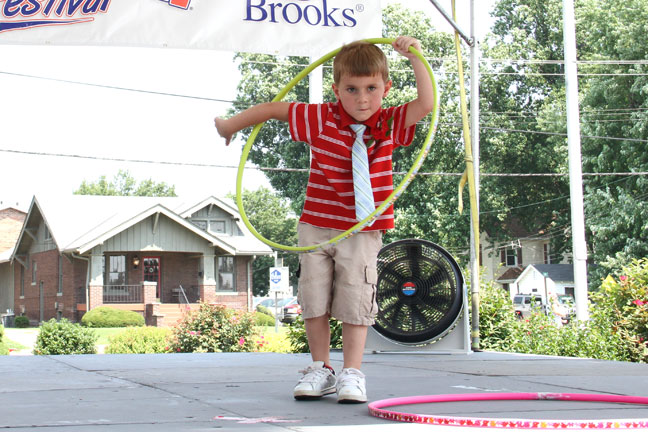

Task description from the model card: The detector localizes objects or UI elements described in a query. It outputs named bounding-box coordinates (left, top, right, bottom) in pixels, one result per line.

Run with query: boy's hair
left=333, top=41, right=389, bottom=84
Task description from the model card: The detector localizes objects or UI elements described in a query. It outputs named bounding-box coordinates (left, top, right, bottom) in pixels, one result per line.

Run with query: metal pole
left=469, top=0, right=481, bottom=350
left=562, top=0, right=589, bottom=321
left=428, top=0, right=473, bottom=46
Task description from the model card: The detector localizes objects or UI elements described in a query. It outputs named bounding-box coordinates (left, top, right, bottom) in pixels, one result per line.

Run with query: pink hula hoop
left=368, top=393, right=648, bottom=429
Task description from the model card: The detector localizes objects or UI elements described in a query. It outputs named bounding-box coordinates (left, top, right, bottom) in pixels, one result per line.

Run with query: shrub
left=254, top=311, right=275, bottom=326
left=34, top=319, right=98, bottom=355
left=0, top=325, right=7, bottom=356
left=254, top=330, right=292, bottom=353
left=287, top=316, right=343, bottom=353
left=167, top=302, right=258, bottom=353
left=477, top=280, right=519, bottom=352
left=590, top=258, right=648, bottom=363
left=477, top=277, right=629, bottom=361
left=81, top=306, right=145, bottom=328
left=105, top=327, right=172, bottom=354
left=15, top=316, right=30, bottom=328
left=256, top=305, right=273, bottom=317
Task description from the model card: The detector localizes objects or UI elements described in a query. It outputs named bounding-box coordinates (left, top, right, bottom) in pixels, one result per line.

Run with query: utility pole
left=562, top=0, right=589, bottom=321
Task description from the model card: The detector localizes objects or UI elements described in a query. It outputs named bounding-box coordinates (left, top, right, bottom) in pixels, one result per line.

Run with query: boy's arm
left=392, top=36, right=436, bottom=129
left=214, top=102, right=291, bottom=146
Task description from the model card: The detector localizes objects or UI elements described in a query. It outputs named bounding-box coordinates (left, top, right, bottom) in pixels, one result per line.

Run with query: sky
left=0, top=0, right=495, bottom=211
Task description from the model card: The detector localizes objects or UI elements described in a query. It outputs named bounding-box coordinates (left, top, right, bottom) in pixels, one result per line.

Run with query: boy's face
left=332, top=73, right=392, bottom=123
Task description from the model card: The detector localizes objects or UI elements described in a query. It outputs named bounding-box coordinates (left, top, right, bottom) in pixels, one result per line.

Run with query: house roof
left=496, top=266, right=525, bottom=282
left=13, top=195, right=273, bottom=258
left=515, top=264, right=574, bottom=284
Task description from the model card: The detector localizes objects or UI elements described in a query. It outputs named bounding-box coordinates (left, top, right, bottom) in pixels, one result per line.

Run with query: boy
left=214, top=36, right=435, bottom=403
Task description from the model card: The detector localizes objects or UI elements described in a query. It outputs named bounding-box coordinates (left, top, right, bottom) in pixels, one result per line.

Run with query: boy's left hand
left=392, top=36, right=421, bottom=60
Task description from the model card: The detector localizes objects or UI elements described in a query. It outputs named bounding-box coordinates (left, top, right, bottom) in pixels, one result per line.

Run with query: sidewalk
left=1, top=350, right=647, bottom=431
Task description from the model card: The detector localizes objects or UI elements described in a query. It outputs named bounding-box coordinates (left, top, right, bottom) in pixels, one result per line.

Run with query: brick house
left=7, top=195, right=273, bottom=326
left=0, top=206, right=27, bottom=316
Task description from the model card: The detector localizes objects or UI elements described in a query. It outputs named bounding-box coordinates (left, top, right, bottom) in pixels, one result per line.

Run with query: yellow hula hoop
left=236, top=37, right=440, bottom=252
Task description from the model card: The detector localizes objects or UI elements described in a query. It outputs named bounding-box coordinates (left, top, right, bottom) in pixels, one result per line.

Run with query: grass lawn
left=91, top=327, right=130, bottom=345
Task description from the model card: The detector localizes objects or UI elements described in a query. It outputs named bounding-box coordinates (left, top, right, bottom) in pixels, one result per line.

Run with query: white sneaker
left=336, top=368, right=367, bottom=403
left=293, top=361, right=336, bottom=400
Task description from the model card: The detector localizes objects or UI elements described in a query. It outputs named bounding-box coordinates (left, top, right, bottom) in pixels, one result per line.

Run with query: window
left=217, top=256, right=235, bottom=292
left=211, top=220, right=226, bottom=234
left=501, top=247, right=522, bottom=267
left=543, top=243, right=551, bottom=264
left=193, top=220, right=208, bottom=230
left=31, top=260, right=37, bottom=285
left=44, top=225, right=52, bottom=241
left=106, top=255, right=126, bottom=286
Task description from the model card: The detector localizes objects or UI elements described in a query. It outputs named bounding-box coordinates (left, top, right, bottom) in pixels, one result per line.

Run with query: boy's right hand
left=214, top=117, right=233, bottom=146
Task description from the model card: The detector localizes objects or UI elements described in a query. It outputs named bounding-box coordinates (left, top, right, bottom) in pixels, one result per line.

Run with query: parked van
left=513, top=294, right=546, bottom=318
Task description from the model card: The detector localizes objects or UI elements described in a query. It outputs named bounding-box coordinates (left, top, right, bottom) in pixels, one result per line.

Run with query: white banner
left=0, top=0, right=382, bottom=56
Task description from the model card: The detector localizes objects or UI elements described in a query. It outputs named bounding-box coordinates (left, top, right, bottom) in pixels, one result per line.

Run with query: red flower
left=632, top=299, right=645, bottom=307
left=620, top=275, right=628, bottom=282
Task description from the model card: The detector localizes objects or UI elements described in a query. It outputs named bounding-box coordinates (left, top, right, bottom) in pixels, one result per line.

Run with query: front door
left=143, top=257, right=161, bottom=298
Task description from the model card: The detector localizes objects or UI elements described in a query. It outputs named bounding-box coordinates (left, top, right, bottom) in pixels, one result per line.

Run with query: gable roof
left=515, top=264, right=574, bottom=285
left=12, top=195, right=272, bottom=258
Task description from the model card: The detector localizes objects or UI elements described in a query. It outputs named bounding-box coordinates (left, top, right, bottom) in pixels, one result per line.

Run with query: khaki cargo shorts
left=296, top=223, right=382, bottom=326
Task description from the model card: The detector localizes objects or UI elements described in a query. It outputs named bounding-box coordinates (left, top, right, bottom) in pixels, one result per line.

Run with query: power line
left=1, top=148, right=646, bottom=178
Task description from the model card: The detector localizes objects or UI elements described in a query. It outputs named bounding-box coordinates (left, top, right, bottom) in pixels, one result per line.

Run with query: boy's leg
left=305, top=315, right=332, bottom=365
left=337, top=323, right=369, bottom=403
left=341, top=322, right=367, bottom=369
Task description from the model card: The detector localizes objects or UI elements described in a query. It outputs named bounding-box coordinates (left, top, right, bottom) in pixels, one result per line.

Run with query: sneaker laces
left=338, top=368, right=364, bottom=387
left=298, top=365, right=332, bottom=384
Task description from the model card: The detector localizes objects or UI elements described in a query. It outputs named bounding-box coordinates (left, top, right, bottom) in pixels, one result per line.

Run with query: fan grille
left=373, top=239, right=464, bottom=345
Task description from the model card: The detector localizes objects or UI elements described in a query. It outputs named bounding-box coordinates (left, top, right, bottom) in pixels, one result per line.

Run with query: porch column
left=201, top=255, right=217, bottom=303
left=143, top=281, right=157, bottom=304
left=88, top=254, right=104, bottom=310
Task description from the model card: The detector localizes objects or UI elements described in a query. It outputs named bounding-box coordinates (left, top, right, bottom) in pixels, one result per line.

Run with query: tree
left=74, top=169, right=176, bottom=197
left=575, top=0, right=648, bottom=287
left=229, top=188, right=298, bottom=296
left=479, top=0, right=571, bottom=259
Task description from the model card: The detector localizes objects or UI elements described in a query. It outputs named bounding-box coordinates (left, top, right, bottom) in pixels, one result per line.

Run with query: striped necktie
left=350, top=124, right=375, bottom=224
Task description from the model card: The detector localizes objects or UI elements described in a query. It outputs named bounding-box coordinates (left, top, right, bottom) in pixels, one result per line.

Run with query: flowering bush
left=167, top=303, right=257, bottom=353
left=590, top=258, right=648, bottom=363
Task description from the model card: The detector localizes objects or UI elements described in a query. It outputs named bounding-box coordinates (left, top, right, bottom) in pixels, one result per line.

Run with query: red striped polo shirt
left=288, top=101, right=416, bottom=232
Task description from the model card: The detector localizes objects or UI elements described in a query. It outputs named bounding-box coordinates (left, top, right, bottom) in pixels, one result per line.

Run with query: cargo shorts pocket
left=360, top=265, right=378, bottom=318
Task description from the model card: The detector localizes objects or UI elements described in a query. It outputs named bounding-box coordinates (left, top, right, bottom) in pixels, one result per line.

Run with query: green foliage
left=256, top=305, right=273, bottom=317
left=0, top=325, right=7, bottom=356
left=75, top=169, right=176, bottom=197
left=81, top=306, right=145, bottom=328
left=167, top=303, right=257, bottom=353
left=253, top=329, right=292, bottom=353
left=477, top=280, right=519, bottom=352
left=590, top=259, right=648, bottom=363
left=254, top=311, right=275, bottom=327
left=33, top=319, right=98, bottom=355
left=478, top=278, right=629, bottom=361
left=105, top=327, right=172, bottom=354
left=286, top=316, right=343, bottom=354
left=15, top=316, right=29, bottom=328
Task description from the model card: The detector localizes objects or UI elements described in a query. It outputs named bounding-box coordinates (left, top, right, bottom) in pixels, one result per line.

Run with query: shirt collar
left=338, top=103, right=383, bottom=132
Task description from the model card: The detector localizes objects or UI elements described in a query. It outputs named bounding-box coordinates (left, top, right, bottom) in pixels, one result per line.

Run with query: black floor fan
left=366, top=239, right=471, bottom=353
